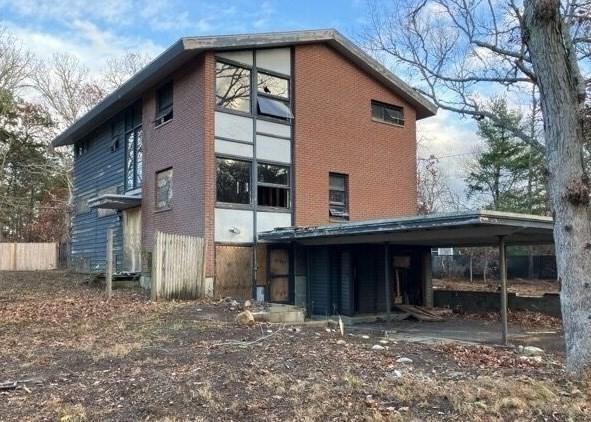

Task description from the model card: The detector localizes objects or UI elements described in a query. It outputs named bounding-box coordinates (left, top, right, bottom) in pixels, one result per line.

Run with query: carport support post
left=499, top=236, right=508, bottom=345
left=106, top=229, right=113, bottom=300
left=384, top=243, right=391, bottom=322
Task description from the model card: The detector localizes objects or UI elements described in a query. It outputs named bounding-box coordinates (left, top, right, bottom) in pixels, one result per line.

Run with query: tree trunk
left=524, top=0, right=591, bottom=375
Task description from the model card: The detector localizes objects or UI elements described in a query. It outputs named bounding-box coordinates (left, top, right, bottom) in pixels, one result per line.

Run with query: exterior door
left=269, top=248, right=289, bottom=302
left=122, top=207, right=142, bottom=272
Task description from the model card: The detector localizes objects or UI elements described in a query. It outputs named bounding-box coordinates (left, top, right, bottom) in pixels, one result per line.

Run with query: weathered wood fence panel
left=151, top=231, right=205, bottom=300
left=0, top=243, right=57, bottom=271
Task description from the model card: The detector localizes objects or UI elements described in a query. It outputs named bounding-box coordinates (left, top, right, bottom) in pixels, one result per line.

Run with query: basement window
left=216, top=61, right=251, bottom=113
left=155, top=168, right=173, bottom=210
left=155, top=81, right=173, bottom=126
left=257, top=163, right=290, bottom=208
left=371, top=100, right=404, bottom=126
left=216, top=157, right=251, bottom=204
left=329, top=173, right=349, bottom=221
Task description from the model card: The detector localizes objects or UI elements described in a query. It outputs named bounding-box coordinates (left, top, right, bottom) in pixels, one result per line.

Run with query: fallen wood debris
left=393, top=305, right=444, bottom=322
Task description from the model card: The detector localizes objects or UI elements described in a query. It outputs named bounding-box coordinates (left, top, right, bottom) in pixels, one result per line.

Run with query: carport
left=258, top=210, right=555, bottom=344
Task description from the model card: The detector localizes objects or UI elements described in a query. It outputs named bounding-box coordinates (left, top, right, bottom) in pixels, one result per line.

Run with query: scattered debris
left=372, top=344, right=386, bottom=351
left=396, top=357, right=413, bottom=364
left=518, top=345, right=544, bottom=356
left=336, top=339, right=347, bottom=345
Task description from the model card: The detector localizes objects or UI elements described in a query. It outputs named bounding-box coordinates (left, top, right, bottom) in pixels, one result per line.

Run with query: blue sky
left=0, top=0, right=480, bottom=201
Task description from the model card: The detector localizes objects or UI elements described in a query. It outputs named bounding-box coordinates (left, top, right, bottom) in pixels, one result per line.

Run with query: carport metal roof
left=258, top=210, right=554, bottom=247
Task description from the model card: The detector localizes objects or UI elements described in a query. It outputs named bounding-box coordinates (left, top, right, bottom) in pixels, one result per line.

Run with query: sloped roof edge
left=51, top=29, right=437, bottom=147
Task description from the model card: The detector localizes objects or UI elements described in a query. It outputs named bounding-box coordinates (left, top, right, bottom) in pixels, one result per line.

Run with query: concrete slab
left=347, top=319, right=565, bottom=353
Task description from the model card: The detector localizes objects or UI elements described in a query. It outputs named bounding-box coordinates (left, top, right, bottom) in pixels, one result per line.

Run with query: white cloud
left=2, top=19, right=163, bottom=74
left=417, top=110, right=483, bottom=204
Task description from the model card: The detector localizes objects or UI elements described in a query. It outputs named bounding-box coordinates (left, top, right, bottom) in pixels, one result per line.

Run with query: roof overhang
left=51, top=29, right=436, bottom=147
left=258, top=210, right=555, bottom=248
left=88, top=194, right=142, bottom=210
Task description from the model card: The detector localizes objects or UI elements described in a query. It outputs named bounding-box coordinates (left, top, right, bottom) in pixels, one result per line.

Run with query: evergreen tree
left=466, top=98, right=546, bottom=213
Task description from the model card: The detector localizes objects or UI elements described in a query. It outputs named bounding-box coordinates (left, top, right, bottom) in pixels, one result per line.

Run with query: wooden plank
left=393, top=304, right=444, bottom=322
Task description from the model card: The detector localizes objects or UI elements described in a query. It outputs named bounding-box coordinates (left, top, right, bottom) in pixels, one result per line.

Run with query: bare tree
left=365, top=0, right=591, bottom=374
left=417, top=154, right=453, bottom=213
left=32, top=53, right=106, bottom=129
left=102, top=52, right=152, bottom=91
left=0, top=26, right=35, bottom=94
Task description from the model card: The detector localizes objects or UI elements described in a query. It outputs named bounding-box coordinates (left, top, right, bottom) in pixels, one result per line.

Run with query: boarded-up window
left=155, top=168, right=173, bottom=210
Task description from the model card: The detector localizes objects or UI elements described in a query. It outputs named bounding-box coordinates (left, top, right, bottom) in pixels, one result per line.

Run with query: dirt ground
left=433, top=277, right=560, bottom=295
left=1, top=271, right=588, bottom=421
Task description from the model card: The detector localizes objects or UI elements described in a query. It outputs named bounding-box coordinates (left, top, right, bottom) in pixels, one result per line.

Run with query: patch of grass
left=94, top=342, right=143, bottom=361
left=57, top=403, right=87, bottom=422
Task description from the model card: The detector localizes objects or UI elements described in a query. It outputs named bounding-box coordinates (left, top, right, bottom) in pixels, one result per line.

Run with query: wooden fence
left=0, top=243, right=58, bottom=271
left=151, top=231, right=205, bottom=300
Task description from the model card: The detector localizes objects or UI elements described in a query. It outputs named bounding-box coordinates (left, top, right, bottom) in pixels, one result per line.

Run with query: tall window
left=155, top=168, right=173, bottom=210
left=257, top=163, right=290, bottom=208
left=371, top=100, right=405, bottom=126
left=216, top=158, right=251, bottom=204
left=155, top=82, right=173, bottom=126
left=329, top=173, right=349, bottom=221
left=215, top=61, right=251, bottom=113
left=125, top=103, right=143, bottom=191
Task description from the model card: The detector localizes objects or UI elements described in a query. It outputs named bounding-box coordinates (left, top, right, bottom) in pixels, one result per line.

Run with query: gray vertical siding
left=71, top=116, right=125, bottom=272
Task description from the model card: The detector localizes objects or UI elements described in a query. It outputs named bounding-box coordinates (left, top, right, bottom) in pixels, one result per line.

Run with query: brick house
left=51, top=29, right=438, bottom=310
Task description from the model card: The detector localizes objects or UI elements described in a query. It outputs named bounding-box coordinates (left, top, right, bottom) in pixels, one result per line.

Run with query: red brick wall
left=293, top=44, right=418, bottom=226
left=142, top=53, right=216, bottom=276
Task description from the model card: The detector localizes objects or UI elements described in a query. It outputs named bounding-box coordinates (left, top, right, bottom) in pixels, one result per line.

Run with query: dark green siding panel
left=309, top=246, right=330, bottom=315
left=71, top=116, right=125, bottom=272
left=340, top=250, right=353, bottom=316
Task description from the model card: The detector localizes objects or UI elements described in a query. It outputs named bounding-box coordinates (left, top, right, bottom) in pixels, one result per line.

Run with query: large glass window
left=216, top=61, right=251, bottom=113
left=216, top=158, right=251, bottom=204
left=258, top=163, right=290, bottom=208
left=155, top=168, right=173, bottom=210
left=125, top=102, right=143, bottom=191
left=329, top=173, right=349, bottom=221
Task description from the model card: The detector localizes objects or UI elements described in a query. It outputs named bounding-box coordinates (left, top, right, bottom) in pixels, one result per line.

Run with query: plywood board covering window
left=155, top=168, right=173, bottom=210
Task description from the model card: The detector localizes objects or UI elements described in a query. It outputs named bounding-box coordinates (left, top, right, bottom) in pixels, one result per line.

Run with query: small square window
left=155, top=168, right=173, bottom=210
left=155, top=82, right=173, bottom=126
left=257, top=163, right=290, bottom=208
left=257, top=72, right=289, bottom=99
left=371, top=101, right=404, bottom=126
